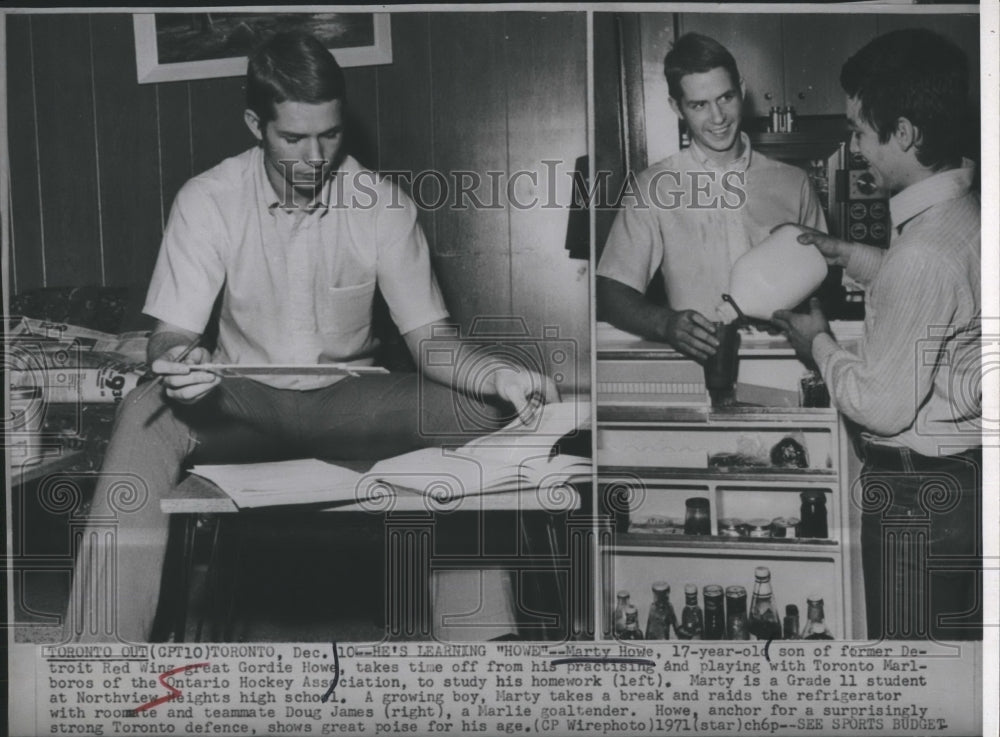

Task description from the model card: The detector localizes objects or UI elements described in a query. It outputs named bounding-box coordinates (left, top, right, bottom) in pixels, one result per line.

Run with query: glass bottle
left=645, top=582, right=676, bottom=640
left=783, top=605, right=800, bottom=640
left=748, top=567, right=782, bottom=640
left=676, top=583, right=704, bottom=640
left=805, top=622, right=834, bottom=640
left=725, top=585, right=749, bottom=640
left=801, top=595, right=834, bottom=639
left=620, top=604, right=644, bottom=640
left=799, top=491, right=829, bottom=538
left=613, top=590, right=630, bottom=637
left=703, top=585, right=725, bottom=640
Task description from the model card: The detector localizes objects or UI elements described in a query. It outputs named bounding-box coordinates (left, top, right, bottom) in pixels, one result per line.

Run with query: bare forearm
left=596, top=276, right=672, bottom=342
left=147, top=322, right=201, bottom=364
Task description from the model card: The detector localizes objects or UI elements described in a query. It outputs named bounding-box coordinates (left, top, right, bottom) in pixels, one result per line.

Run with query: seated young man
left=66, top=32, right=557, bottom=643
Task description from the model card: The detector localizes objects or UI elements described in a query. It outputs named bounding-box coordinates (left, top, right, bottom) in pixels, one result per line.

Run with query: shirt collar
left=688, top=132, right=753, bottom=173
left=255, top=146, right=336, bottom=219
left=889, top=159, right=976, bottom=233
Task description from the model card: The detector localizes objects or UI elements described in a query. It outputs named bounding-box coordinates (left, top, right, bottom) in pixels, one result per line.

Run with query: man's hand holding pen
left=489, top=365, right=561, bottom=427
left=151, top=343, right=221, bottom=404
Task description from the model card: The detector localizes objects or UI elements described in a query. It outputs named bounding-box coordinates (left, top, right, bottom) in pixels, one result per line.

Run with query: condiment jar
left=684, top=497, right=711, bottom=535
left=799, top=491, right=828, bottom=538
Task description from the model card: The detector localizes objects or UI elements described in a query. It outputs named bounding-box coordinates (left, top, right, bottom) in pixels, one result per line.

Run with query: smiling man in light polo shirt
left=596, top=32, right=826, bottom=360
left=66, top=32, right=557, bottom=643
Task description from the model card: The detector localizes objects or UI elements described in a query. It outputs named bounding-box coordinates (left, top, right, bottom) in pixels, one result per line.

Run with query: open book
left=188, top=401, right=590, bottom=508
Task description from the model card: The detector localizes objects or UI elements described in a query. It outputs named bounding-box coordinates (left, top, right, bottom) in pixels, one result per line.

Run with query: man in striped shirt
left=773, top=29, right=981, bottom=641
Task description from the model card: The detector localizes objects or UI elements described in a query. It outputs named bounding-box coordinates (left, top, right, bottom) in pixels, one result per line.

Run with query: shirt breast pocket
left=319, top=279, right=377, bottom=338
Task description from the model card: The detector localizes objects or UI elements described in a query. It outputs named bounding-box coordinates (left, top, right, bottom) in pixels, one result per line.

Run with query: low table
left=162, top=469, right=589, bottom=642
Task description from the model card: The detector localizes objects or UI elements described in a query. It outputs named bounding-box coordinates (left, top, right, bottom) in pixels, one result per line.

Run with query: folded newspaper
left=188, top=400, right=591, bottom=508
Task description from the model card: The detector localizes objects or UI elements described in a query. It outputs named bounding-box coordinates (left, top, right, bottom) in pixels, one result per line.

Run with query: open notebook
left=188, top=401, right=591, bottom=508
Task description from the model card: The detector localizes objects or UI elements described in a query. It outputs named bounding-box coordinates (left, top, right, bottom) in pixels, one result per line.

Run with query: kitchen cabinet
left=678, top=13, right=878, bottom=117
left=595, top=324, right=862, bottom=640
left=678, top=12, right=978, bottom=120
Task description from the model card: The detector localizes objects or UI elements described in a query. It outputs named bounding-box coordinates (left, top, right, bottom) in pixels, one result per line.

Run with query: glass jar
left=703, top=585, right=725, bottom=640
left=676, top=584, right=704, bottom=640
left=717, top=518, right=741, bottom=537
left=684, top=497, right=711, bottom=535
left=770, top=517, right=792, bottom=538
left=645, top=582, right=676, bottom=640
left=748, top=567, right=782, bottom=640
left=801, top=594, right=834, bottom=639
left=725, top=585, right=749, bottom=640
left=613, top=590, right=631, bottom=637
left=783, top=605, right=800, bottom=640
left=620, top=604, right=644, bottom=640
left=799, top=491, right=828, bottom=538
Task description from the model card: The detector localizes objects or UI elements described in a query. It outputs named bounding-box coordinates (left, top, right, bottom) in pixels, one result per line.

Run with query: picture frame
left=133, top=12, right=392, bottom=84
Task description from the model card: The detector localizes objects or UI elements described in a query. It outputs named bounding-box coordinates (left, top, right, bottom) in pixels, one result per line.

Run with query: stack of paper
left=188, top=459, right=366, bottom=509
left=188, top=401, right=591, bottom=508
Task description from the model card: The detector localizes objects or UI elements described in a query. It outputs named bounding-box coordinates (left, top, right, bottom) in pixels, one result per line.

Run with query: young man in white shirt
left=67, top=32, right=558, bottom=642
left=774, top=29, right=981, bottom=640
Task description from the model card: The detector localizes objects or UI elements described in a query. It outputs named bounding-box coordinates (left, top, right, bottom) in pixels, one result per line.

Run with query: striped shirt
left=812, top=161, right=980, bottom=456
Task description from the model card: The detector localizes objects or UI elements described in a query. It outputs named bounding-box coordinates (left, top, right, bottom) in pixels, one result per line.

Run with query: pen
left=134, top=336, right=202, bottom=403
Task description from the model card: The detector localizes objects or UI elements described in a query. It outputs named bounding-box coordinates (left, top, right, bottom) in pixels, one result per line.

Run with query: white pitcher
left=716, top=223, right=828, bottom=322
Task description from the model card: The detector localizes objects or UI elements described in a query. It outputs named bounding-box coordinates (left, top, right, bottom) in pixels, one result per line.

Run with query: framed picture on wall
left=133, top=12, right=392, bottom=84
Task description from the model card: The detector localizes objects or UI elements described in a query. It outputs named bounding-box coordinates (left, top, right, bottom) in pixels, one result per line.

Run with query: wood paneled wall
left=7, top=12, right=590, bottom=384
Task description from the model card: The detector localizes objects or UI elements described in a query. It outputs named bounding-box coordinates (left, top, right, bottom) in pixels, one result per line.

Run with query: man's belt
left=856, top=437, right=981, bottom=474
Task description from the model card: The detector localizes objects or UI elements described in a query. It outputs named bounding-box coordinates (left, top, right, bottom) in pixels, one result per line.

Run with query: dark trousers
left=67, top=374, right=506, bottom=642
left=858, top=442, right=982, bottom=641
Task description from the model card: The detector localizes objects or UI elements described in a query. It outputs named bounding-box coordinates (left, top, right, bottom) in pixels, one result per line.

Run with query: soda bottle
left=613, top=590, right=631, bottom=637
left=748, top=567, right=782, bottom=640
left=676, top=584, right=704, bottom=640
left=620, top=604, right=644, bottom=640
left=800, top=594, right=834, bottom=639
left=645, top=582, right=676, bottom=639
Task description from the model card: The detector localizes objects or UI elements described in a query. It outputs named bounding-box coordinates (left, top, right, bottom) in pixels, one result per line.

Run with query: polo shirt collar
left=688, top=132, right=753, bottom=173
left=254, top=146, right=336, bottom=218
left=889, top=159, right=976, bottom=233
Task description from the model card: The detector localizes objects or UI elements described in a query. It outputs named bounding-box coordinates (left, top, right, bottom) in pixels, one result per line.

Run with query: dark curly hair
left=840, top=28, right=970, bottom=170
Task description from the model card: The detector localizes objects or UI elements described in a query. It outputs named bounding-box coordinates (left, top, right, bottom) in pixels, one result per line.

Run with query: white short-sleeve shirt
left=597, top=135, right=828, bottom=317
left=144, top=148, right=449, bottom=389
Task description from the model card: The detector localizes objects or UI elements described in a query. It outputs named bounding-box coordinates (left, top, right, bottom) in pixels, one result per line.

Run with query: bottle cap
left=616, top=590, right=630, bottom=601
left=786, top=604, right=799, bottom=616
left=685, top=497, right=710, bottom=510
left=725, top=585, right=747, bottom=599
left=684, top=583, right=698, bottom=596
left=652, top=581, right=671, bottom=594
left=754, top=566, right=771, bottom=580
left=806, top=593, right=823, bottom=604
left=703, top=584, right=724, bottom=598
